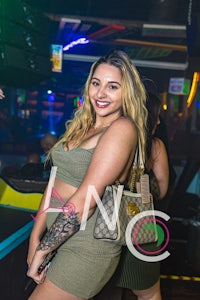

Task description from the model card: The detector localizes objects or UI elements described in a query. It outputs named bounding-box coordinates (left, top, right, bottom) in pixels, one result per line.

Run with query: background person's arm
left=151, top=138, right=169, bottom=199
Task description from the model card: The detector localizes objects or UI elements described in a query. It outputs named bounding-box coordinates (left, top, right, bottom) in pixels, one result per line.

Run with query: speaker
left=0, top=44, right=52, bottom=87
left=0, top=0, right=52, bottom=87
left=0, top=20, right=50, bottom=57
left=186, top=0, right=200, bottom=58
left=0, top=0, right=25, bottom=25
left=0, top=0, right=50, bottom=35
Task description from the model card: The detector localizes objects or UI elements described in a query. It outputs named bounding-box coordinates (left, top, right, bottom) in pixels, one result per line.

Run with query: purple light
left=63, top=38, right=89, bottom=51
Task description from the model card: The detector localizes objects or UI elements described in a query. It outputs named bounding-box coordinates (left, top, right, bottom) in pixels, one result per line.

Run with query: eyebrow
left=91, top=77, right=121, bottom=86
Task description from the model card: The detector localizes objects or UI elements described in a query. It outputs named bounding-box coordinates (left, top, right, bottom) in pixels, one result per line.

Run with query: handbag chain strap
left=129, top=138, right=145, bottom=192
left=115, top=138, right=145, bottom=192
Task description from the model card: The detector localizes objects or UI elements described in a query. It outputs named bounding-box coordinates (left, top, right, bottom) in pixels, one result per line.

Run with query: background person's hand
left=0, top=89, right=5, bottom=99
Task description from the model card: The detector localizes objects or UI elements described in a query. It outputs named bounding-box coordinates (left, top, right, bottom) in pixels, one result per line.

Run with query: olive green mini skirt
left=46, top=204, right=121, bottom=299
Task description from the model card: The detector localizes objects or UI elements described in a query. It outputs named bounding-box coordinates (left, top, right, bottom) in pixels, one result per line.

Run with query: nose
left=97, top=86, right=106, bottom=98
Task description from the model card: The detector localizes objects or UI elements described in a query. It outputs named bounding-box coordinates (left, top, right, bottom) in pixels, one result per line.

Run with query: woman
left=113, top=92, right=169, bottom=300
left=26, top=50, right=148, bottom=300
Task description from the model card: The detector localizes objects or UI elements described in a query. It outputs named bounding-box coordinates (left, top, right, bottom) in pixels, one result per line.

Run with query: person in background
left=139, top=78, right=176, bottom=212
left=113, top=92, right=169, bottom=300
left=2, top=134, right=58, bottom=181
left=26, top=153, right=41, bottom=164
left=154, top=115, right=176, bottom=213
left=26, top=50, right=148, bottom=300
left=40, top=133, right=58, bottom=162
left=18, top=153, right=43, bottom=180
left=39, top=133, right=58, bottom=179
left=1, top=152, right=43, bottom=180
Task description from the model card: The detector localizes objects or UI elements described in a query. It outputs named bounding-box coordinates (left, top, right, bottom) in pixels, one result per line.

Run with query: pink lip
left=95, top=100, right=110, bottom=108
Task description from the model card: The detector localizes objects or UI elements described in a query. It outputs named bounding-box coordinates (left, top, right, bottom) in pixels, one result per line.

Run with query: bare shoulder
left=152, top=137, right=167, bottom=158
left=153, top=137, right=166, bottom=149
left=107, top=117, right=137, bottom=136
left=97, top=117, right=137, bottom=152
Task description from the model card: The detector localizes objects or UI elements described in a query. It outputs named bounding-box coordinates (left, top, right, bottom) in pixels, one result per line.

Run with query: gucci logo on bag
left=127, top=202, right=140, bottom=216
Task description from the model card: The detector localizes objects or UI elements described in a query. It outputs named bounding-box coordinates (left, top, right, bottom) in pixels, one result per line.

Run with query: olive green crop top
left=51, top=142, right=94, bottom=187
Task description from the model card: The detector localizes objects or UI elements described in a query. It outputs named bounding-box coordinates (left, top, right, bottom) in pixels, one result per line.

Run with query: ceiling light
left=63, top=54, right=188, bottom=70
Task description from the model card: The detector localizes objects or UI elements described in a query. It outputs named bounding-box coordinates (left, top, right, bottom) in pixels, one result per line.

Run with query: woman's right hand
left=27, top=238, right=40, bottom=267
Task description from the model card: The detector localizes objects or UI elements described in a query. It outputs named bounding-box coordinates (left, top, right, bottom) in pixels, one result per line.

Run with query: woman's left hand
left=27, top=251, right=48, bottom=284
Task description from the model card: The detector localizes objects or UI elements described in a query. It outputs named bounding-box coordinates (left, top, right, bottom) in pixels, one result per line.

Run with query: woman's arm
left=27, top=118, right=137, bottom=280
left=151, top=138, right=169, bottom=199
left=27, top=186, right=50, bottom=266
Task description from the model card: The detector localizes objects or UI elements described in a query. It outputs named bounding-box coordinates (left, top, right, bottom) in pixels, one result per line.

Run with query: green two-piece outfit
left=46, top=143, right=121, bottom=298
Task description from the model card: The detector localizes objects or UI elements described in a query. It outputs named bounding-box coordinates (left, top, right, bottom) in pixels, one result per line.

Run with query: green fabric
left=113, top=245, right=160, bottom=290
left=51, top=143, right=95, bottom=187
left=46, top=207, right=121, bottom=298
left=46, top=136, right=122, bottom=298
left=113, top=171, right=160, bottom=291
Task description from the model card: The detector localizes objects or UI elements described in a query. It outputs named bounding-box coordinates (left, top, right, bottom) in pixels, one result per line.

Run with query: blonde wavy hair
left=50, top=50, right=147, bottom=162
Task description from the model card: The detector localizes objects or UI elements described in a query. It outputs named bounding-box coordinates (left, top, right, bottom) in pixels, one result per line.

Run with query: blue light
left=50, top=130, right=56, bottom=135
left=48, top=93, right=55, bottom=102
left=63, top=37, right=89, bottom=51
left=196, top=101, right=200, bottom=109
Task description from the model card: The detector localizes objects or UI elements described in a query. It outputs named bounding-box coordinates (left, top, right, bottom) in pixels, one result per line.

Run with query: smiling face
left=89, top=63, right=123, bottom=123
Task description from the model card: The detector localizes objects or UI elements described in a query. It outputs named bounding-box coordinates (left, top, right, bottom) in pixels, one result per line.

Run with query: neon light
left=47, top=90, right=55, bottom=102
left=78, top=97, right=84, bottom=109
left=51, top=44, right=63, bottom=72
left=196, top=101, right=200, bottom=109
left=187, top=72, right=200, bottom=108
left=63, top=38, right=89, bottom=51
left=160, top=274, right=200, bottom=281
left=73, top=96, right=84, bottom=109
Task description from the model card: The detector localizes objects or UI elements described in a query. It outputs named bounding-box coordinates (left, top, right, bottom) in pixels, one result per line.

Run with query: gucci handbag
left=93, top=139, right=158, bottom=246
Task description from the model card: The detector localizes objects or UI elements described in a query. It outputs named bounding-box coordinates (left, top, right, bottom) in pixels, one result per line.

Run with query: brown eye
left=91, top=81, right=99, bottom=86
left=109, top=84, right=118, bottom=90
